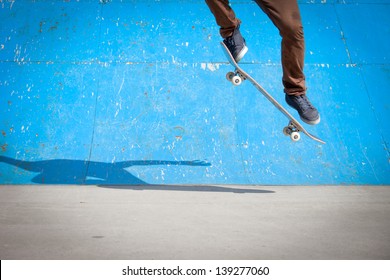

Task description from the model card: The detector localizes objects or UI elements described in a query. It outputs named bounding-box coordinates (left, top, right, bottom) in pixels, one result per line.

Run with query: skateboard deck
left=220, top=42, right=325, bottom=144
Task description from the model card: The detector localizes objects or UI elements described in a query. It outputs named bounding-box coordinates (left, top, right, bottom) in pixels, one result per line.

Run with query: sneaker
left=223, top=26, right=248, bottom=63
left=285, top=94, right=320, bottom=125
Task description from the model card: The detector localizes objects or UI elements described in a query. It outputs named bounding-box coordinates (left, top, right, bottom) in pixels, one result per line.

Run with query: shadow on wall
left=0, top=155, right=211, bottom=185
left=0, top=156, right=275, bottom=193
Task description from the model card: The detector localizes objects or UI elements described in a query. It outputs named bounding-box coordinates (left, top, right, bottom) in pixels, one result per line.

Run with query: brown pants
left=205, top=0, right=306, bottom=95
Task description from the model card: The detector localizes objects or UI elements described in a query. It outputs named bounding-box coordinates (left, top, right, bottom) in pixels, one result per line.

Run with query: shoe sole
left=235, top=45, right=248, bottom=63
left=300, top=114, right=321, bottom=125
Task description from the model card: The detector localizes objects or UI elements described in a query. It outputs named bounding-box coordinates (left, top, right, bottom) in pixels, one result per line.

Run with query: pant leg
left=255, top=0, right=306, bottom=95
left=205, top=0, right=241, bottom=38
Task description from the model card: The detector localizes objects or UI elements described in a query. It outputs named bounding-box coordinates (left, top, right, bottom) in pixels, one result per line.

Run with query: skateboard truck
left=226, top=71, right=246, bottom=86
left=283, top=121, right=301, bottom=142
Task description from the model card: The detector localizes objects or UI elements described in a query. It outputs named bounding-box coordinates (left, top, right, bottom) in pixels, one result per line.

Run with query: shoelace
left=225, top=35, right=234, bottom=45
left=295, top=95, right=315, bottom=111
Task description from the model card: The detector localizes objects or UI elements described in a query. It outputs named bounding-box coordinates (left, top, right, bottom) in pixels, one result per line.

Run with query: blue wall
left=1, top=0, right=389, bottom=185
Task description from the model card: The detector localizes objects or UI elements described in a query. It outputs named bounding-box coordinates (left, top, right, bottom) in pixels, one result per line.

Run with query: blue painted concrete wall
left=0, top=0, right=389, bottom=185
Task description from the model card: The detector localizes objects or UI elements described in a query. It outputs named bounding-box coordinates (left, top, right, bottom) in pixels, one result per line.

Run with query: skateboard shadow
left=98, top=184, right=274, bottom=194
left=0, top=156, right=274, bottom=194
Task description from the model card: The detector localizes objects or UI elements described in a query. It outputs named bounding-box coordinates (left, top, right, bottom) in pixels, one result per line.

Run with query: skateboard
left=220, top=42, right=325, bottom=144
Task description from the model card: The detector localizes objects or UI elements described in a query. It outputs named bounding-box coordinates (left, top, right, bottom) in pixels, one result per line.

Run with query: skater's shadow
left=0, top=155, right=210, bottom=185
left=0, top=156, right=274, bottom=193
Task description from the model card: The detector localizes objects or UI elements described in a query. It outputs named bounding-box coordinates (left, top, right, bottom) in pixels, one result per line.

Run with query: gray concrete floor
left=0, top=185, right=389, bottom=260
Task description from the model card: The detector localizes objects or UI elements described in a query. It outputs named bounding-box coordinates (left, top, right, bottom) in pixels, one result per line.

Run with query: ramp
left=1, top=0, right=389, bottom=185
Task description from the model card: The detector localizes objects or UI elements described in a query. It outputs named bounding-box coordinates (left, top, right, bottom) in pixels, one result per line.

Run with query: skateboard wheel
left=290, top=132, right=300, bottom=142
left=232, top=76, right=242, bottom=86
left=226, top=72, right=235, bottom=81
left=283, top=126, right=291, bottom=136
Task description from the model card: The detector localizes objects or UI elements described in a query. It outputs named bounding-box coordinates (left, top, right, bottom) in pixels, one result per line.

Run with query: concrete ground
left=0, top=185, right=389, bottom=260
